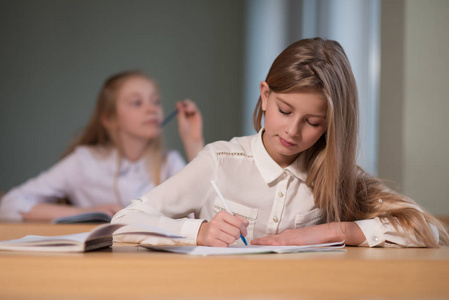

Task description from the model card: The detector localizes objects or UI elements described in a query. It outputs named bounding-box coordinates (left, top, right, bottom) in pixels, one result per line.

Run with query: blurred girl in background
left=0, top=70, right=204, bottom=222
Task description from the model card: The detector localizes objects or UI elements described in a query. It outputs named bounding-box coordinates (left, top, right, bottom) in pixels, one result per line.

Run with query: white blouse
left=0, top=146, right=186, bottom=221
left=112, top=130, right=436, bottom=247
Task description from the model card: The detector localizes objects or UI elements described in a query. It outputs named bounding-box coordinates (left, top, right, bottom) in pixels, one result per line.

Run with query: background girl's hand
left=197, top=211, right=249, bottom=247
left=22, top=203, right=123, bottom=222
left=251, top=222, right=365, bottom=246
left=82, top=204, right=123, bottom=217
left=176, top=99, right=204, bottom=161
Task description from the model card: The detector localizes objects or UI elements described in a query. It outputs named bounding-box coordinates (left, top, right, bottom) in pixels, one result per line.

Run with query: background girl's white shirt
left=112, top=129, right=433, bottom=247
left=0, top=146, right=185, bottom=221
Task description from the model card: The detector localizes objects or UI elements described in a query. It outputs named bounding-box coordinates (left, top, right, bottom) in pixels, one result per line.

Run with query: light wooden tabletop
left=1, top=223, right=448, bottom=300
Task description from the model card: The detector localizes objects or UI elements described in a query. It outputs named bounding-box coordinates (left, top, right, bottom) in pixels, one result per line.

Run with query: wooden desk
left=1, top=223, right=448, bottom=300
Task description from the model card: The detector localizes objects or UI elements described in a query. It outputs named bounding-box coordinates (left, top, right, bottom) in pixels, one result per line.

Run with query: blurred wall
left=379, top=0, right=449, bottom=215
left=2, top=0, right=448, bottom=217
left=0, top=0, right=245, bottom=191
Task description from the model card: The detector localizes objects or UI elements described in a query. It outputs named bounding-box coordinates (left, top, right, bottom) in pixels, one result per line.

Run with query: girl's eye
left=131, top=99, right=143, bottom=107
left=278, top=108, right=290, bottom=115
left=307, top=120, right=319, bottom=127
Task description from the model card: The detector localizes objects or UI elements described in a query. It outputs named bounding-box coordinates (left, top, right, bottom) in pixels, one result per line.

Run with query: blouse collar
left=251, top=128, right=307, bottom=184
left=104, top=148, right=146, bottom=175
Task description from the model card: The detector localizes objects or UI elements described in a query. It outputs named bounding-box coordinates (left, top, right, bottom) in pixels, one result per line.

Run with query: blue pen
left=161, top=109, right=178, bottom=127
left=210, top=180, right=248, bottom=246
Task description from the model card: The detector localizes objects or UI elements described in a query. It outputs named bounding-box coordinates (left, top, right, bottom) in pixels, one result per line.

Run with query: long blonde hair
left=63, top=71, right=166, bottom=204
left=253, top=38, right=448, bottom=247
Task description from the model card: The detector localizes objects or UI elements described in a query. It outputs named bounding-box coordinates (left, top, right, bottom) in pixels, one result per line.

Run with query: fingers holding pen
left=176, top=99, right=198, bottom=113
left=176, top=99, right=202, bottom=123
left=175, top=99, right=205, bottom=161
left=220, top=212, right=249, bottom=240
left=161, top=100, right=196, bottom=128
left=235, top=214, right=249, bottom=237
left=197, top=211, right=249, bottom=247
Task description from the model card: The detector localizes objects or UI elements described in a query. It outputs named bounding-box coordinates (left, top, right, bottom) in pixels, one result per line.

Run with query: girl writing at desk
left=112, top=38, right=449, bottom=248
left=0, top=70, right=204, bottom=222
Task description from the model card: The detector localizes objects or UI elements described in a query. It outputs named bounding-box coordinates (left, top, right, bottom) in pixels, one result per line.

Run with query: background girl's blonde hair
left=253, top=38, right=448, bottom=247
left=63, top=70, right=166, bottom=204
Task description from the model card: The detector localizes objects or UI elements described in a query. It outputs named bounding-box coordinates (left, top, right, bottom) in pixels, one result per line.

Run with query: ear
left=101, top=114, right=116, bottom=130
left=260, top=81, right=270, bottom=111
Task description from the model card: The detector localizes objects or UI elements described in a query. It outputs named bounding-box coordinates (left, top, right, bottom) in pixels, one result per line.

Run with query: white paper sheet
left=140, top=241, right=345, bottom=256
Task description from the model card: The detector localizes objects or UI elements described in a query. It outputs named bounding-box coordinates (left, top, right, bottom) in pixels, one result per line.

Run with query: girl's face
left=260, top=82, right=327, bottom=168
left=113, top=76, right=163, bottom=143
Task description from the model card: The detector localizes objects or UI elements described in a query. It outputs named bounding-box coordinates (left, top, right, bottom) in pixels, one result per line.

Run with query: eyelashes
left=278, top=107, right=320, bottom=127
left=278, top=108, right=290, bottom=115
left=307, top=121, right=319, bottom=127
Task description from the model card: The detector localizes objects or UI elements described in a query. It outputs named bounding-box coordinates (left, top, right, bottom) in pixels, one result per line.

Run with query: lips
left=279, top=137, right=295, bottom=147
left=143, top=119, right=159, bottom=126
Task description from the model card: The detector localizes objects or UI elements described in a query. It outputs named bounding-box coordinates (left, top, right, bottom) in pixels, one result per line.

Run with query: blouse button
left=278, top=192, right=284, bottom=197
left=372, top=236, right=379, bottom=242
left=273, top=216, right=279, bottom=223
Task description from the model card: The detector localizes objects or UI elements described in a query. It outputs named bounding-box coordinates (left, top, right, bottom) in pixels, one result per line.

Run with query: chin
left=275, top=147, right=297, bottom=157
left=142, top=132, right=160, bottom=140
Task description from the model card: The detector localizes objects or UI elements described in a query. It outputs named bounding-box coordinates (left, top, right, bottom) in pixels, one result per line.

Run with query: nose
left=144, top=100, right=158, bottom=113
left=285, top=118, right=301, bottom=138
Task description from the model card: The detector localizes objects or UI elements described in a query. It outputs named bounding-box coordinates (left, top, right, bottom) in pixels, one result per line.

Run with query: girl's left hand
left=251, top=222, right=365, bottom=246
left=176, top=99, right=204, bottom=161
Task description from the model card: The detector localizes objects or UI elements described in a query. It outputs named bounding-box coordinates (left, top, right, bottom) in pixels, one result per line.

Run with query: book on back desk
left=53, top=212, right=112, bottom=224
left=0, top=223, right=185, bottom=253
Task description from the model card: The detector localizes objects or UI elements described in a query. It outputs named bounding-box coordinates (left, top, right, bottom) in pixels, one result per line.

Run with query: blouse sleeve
left=354, top=217, right=439, bottom=247
left=165, top=150, right=186, bottom=177
left=0, top=152, right=79, bottom=221
left=112, top=145, right=217, bottom=245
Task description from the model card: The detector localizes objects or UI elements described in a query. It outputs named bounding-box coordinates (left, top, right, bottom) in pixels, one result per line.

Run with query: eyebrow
left=276, top=96, right=294, bottom=109
left=124, top=92, right=159, bottom=100
left=276, top=96, right=327, bottom=118
left=124, top=92, right=142, bottom=99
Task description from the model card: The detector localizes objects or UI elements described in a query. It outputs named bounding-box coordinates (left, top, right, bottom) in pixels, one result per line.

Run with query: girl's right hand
left=197, top=211, right=249, bottom=247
